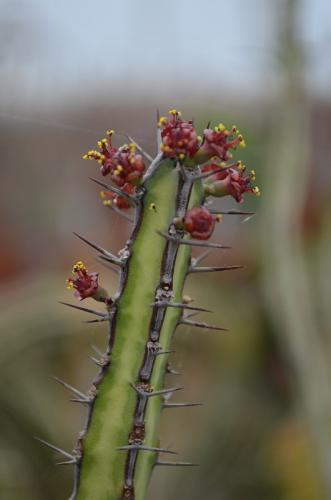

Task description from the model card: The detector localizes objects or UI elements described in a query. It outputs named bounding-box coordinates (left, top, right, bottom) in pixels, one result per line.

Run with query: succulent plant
left=37, top=109, right=259, bottom=500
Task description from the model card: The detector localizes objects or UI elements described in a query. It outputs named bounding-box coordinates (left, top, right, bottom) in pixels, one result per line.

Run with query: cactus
left=37, top=109, right=259, bottom=500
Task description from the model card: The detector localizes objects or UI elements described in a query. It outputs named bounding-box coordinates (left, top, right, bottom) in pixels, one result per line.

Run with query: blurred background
left=1, top=0, right=331, bottom=499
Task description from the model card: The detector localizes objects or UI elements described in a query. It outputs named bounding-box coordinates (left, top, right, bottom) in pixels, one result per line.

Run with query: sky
left=0, top=0, right=330, bottom=107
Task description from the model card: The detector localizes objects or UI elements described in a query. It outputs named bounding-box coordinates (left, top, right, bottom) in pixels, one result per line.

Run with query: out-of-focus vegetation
left=1, top=0, right=331, bottom=499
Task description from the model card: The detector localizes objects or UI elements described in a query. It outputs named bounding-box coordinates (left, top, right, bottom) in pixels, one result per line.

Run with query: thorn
left=56, top=459, right=77, bottom=466
left=126, top=135, right=153, bottom=162
left=95, top=256, right=121, bottom=274
left=155, top=350, right=176, bottom=356
left=34, top=437, right=75, bottom=461
left=179, top=318, right=228, bottom=332
left=51, top=376, right=89, bottom=401
left=90, top=344, right=104, bottom=357
left=89, top=177, right=139, bottom=204
left=189, top=265, right=243, bottom=274
left=166, top=364, right=181, bottom=375
left=184, top=311, right=200, bottom=320
left=73, top=232, right=123, bottom=266
left=193, top=162, right=238, bottom=182
left=88, top=355, right=105, bottom=367
left=193, top=166, right=227, bottom=181
left=155, top=460, right=199, bottom=467
left=83, top=317, right=109, bottom=324
left=191, top=250, right=213, bottom=267
left=163, top=402, right=203, bottom=408
left=116, top=445, right=177, bottom=455
left=106, top=202, right=134, bottom=223
left=209, top=209, right=256, bottom=216
left=130, top=383, right=183, bottom=398
left=70, top=398, right=91, bottom=405
left=151, top=301, right=212, bottom=313
left=58, top=301, right=108, bottom=318
left=156, top=231, right=230, bottom=249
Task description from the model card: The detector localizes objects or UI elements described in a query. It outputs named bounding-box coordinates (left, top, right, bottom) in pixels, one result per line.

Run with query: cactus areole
left=40, top=110, right=259, bottom=500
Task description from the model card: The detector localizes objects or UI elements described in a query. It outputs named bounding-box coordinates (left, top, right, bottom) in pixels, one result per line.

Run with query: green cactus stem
left=38, top=109, right=259, bottom=500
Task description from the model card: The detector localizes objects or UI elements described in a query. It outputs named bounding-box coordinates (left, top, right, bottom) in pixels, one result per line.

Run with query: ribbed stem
left=75, top=159, right=203, bottom=500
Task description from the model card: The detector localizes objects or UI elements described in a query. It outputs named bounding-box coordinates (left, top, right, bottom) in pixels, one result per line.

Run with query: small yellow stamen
left=237, top=161, right=245, bottom=171
left=168, top=108, right=181, bottom=116
left=100, top=191, right=106, bottom=199
left=216, top=214, right=223, bottom=222
left=66, top=279, right=74, bottom=290
left=106, top=129, right=114, bottom=136
left=158, top=116, right=167, bottom=127
left=252, top=186, right=261, bottom=196
left=72, top=261, right=86, bottom=273
left=217, top=123, right=226, bottom=132
left=178, top=153, right=185, bottom=160
left=250, top=170, right=256, bottom=181
left=103, top=200, right=112, bottom=206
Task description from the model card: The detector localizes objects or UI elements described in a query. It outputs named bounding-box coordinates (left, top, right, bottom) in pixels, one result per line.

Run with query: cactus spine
left=38, top=110, right=259, bottom=500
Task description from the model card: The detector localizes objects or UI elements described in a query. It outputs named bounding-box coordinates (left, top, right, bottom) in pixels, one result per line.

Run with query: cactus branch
left=47, top=110, right=258, bottom=499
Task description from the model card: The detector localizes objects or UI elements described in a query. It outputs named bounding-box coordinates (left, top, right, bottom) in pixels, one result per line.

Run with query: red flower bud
left=109, top=144, right=145, bottom=187
left=183, top=207, right=216, bottom=240
left=67, top=261, right=108, bottom=302
left=158, top=109, right=200, bottom=161
left=83, top=132, right=146, bottom=185
left=195, top=124, right=246, bottom=164
left=204, top=167, right=260, bottom=203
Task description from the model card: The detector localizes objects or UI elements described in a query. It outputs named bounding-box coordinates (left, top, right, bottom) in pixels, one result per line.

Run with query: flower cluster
left=203, top=163, right=260, bottom=203
left=158, top=109, right=200, bottom=161
left=83, top=132, right=145, bottom=186
left=195, top=124, right=246, bottom=164
left=83, top=130, right=146, bottom=210
left=67, top=261, right=109, bottom=302
left=158, top=111, right=247, bottom=168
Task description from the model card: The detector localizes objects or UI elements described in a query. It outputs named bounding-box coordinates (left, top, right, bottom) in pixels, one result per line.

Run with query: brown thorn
left=73, top=232, right=123, bottom=266
left=51, top=376, right=89, bottom=401
left=156, top=231, right=230, bottom=249
left=209, top=209, right=256, bottom=216
left=126, top=135, right=153, bottom=162
left=116, top=445, right=177, bottom=455
left=163, top=402, right=203, bottom=408
left=189, top=265, right=243, bottom=274
left=89, top=177, right=139, bottom=204
left=34, top=437, right=75, bottom=461
left=58, top=301, right=108, bottom=317
left=155, top=460, right=199, bottom=467
left=179, top=318, right=228, bottom=332
left=151, top=301, right=212, bottom=313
